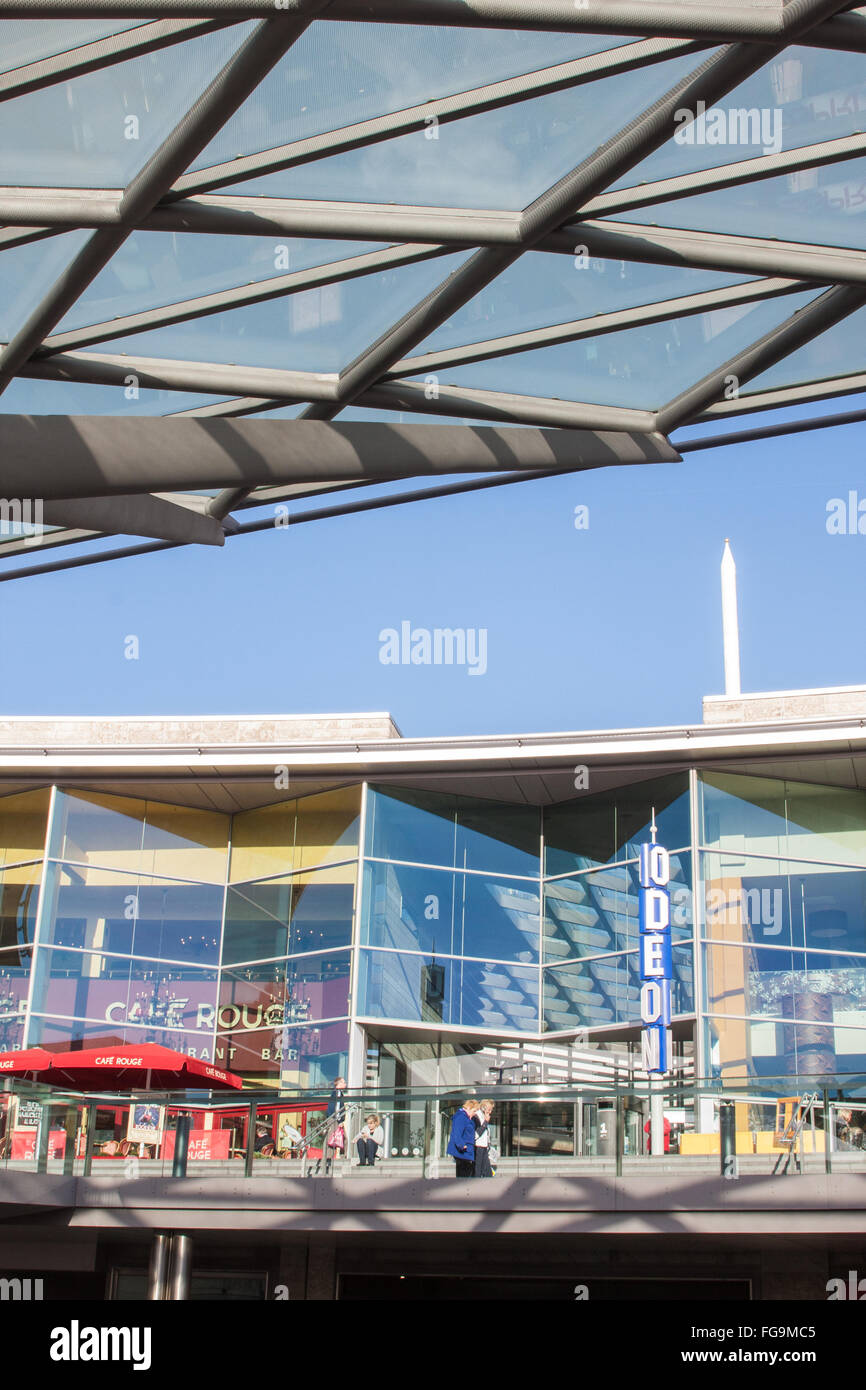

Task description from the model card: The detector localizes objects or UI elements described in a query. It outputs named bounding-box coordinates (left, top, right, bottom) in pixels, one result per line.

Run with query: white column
left=721, top=539, right=741, bottom=696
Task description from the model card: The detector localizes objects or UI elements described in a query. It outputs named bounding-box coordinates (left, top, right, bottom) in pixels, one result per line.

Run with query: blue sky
left=1, top=401, right=863, bottom=737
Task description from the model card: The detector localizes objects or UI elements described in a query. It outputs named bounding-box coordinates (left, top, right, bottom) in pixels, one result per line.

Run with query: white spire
left=721, top=539, right=741, bottom=696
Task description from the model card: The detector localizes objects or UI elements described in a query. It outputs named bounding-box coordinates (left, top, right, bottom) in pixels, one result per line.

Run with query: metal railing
left=0, top=1073, right=863, bottom=1181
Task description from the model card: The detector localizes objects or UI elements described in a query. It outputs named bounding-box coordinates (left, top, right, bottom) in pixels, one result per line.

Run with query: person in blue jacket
left=447, top=1099, right=479, bottom=1177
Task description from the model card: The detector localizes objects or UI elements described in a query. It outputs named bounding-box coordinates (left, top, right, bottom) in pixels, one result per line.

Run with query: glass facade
left=0, top=768, right=863, bottom=1089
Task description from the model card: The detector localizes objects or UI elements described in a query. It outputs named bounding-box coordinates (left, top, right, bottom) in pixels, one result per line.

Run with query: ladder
left=772, top=1092, right=819, bottom=1175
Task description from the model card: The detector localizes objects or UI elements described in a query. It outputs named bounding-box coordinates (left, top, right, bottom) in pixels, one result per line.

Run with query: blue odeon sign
left=639, top=841, right=673, bottom=1075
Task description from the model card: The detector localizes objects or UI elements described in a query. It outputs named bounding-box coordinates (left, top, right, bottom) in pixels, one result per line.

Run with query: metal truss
left=1, top=0, right=865, bottom=575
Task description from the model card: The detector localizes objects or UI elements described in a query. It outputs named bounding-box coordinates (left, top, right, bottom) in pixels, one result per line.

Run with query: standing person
left=447, top=1098, right=478, bottom=1177
left=324, top=1075, right=347, bottom=1174
left=473, top=1099, right=495, bottom=1178
left=355, top=1113, right=384, bottom=1167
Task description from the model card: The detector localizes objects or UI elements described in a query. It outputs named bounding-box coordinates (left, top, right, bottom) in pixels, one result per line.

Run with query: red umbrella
left=45, top=1044, right=242, bottom=1092
left=0, top=1048, right=53, bottom=1078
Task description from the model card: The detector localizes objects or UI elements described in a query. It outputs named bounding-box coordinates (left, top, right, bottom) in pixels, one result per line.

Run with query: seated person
left=355, top=1113, right=384, bottom=1167
left=253, top=1122, right=276, bottom=1157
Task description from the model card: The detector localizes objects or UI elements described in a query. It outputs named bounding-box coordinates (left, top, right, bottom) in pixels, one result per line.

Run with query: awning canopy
left=0, top=0, right=864, bottom=576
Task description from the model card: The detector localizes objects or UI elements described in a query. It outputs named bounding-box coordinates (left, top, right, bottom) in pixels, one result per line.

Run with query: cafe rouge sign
left=639, top=842, right=673, bottom=1076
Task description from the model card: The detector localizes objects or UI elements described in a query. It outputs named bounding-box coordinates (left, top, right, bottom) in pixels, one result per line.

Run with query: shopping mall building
left=0, top=686, right=864, bottom=1300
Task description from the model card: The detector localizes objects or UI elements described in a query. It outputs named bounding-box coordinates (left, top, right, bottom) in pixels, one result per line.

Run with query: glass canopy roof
left=2, top=0, right=866, bottom=574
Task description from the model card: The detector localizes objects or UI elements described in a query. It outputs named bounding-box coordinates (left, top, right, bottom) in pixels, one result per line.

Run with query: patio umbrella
left=45, top=1044, right=242, bottom=1092
left=0, top=1048, right=53, bottom=1079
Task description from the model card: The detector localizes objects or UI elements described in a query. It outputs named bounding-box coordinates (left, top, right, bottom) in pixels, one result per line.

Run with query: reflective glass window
left=366, top=786, right=457, bottom=867
left=0, top=862, right=43, bottom=949
left=38, top=862, right=223, bottom=965
left=0, top=19, right=146, bottom=71
left=543, top=852, right=691, bottom=963
left=358, top=949, right=537, bottom=1032
left=705, top=941, right=866, bottom=1021
left=50, top=789, right=228, bottom=882
left=705, top=1012, right=866, bottom=1080
left=701, top=852, right=866, bottom=955
left=222, top=863, right=356, bottom=965
left=30, top=947, right=218, bottom=1031
left=362, top=860, right=538, bottom=963
left=544, top=773, right=690, bottom=875
left=216, top=1017, right=349, bottom=1087
left=0, top=789, right=50, bottom=867
left=28, top=1014, right=210, bottom=1056
left=0, top=945, right=33, bottom=1046
left=229, top=787, right=360, bottom=883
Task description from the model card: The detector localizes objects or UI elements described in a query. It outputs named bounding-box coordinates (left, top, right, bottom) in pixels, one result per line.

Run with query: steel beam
left=41, top=243, right=449, bottom=354
left=41, top=494, right=229, bottom=544
left=0, top=416, right=679, bottom=499
left=656, top=284, right=866, bottom=431
left=304, top=38, right=797, bottom=424
left=20, top=347, right=339, bottom=401
left=0, top=18, right=232, bottom=102
left=582, top=132, right=866, bottom=219
left=545, top=221, right=866, bottom=288
left=387, top=277, right=807, bottom=380
left=676, top=401, right=866, bottom=452
left=170, top=36, right=703, bottom=198
left=0, top=1, right=817, bottom=45
left=698, top=370, right=866, bottom=419
left=0, top=4, right=332, bottom=395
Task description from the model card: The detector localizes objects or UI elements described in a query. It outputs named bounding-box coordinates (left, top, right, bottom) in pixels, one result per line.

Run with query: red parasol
left=45, top=1043, right=242, bottom=1092
left=0, top=1048, right=53, bottom=1078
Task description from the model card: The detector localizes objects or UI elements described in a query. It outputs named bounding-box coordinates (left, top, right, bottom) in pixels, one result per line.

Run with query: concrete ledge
left=703, top=685, right=866, bottom=725
left=0, top=713, right=402, bottom=749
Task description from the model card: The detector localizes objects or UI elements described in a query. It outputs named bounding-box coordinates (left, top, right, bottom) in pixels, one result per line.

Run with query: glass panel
left=0, top=863, right=43, bottom=950
left=0, top=375, right=233, bottom=416
left=543, top=853, right=692, bottom=963
left=191, top=22, right=639, bottom=174
left=0, top=26, right=254, bottom=187
left=417, top=253, right=758, bottom=355
left=103, top=253, right=469, bottom=373
left=28, top=1013, right=210, bottom=1056
left=357, top=949, right=538, bottom=1032
left=49, top=789, right=227, bottom=882
left=705, top=1012, right=866, bottom=1080
left=611, top=46, right=866, bottom=189
left=606, top=157, right=866, bottom=250
left=222, top=865, right=356, bottom=965
left=701, top=770, right=866, bottom=867
left=744, top=303, right=866, bottom=394
left=0, top=790, right=50, bottom=867
left=701, top=851, right=866, bottom=956
left=367, top=785, right=539, bottom=875
left=366, top=786, right=456, bottom=868
left=0, top=233, right=91, bottom=342
left=226, top=50, right=704, bottom=209
left=705, top=941, right=866, bottom=1021
left=0, top=945, right=33, bottom=1049
left=454, top=799, right=539, bottom=877
left=55, top=234, right=391, bottom=333
left=38, top=862, right=224, bottom=966
left=543, top=953, right=634, bottom=1029
left=229, top=801, right=295, bottom=883
left=30, top=947, right=218, bottom=1032
left=544, top=773, right=690, bottom=876
left=0, top=19, right=146, bottom=72
left=216, top=1017, right=349, bottom=1088
left=405, top=290, right=818, bottom=410
left=362, top=860, right=539, bottom=963
left=293, top=787, right=361, bottom=870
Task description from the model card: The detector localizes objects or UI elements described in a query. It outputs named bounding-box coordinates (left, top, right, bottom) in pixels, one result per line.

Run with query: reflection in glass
left=0, top=789, right=50, bottom=868
left=50, top=788, right=228, bottom=883
left=38, top=862, right=223, bottom=965
left=543, top=853, right=692, bottom=962
left=222, top=865, right=355, bottom=965
left=30, top=947, right=218, bottom=1033
left=366, top=785, right=539, bottom=877
left=28, top=1013, right=210, bottom=1056
left=229, top=786, right=360, bottom=883
left=544, top=774, right=690, bottom=875
left=701, top=851, right=866, bottom=956
left=705, top=1011, right=866, bottom=1081
left=362, top=859, right=539, bottom=963
left=358, top=949, right=538, bottom=1032
left=0, top=863, right=43, bottom=949
left=216, top=1018, right=350, bottom=1087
